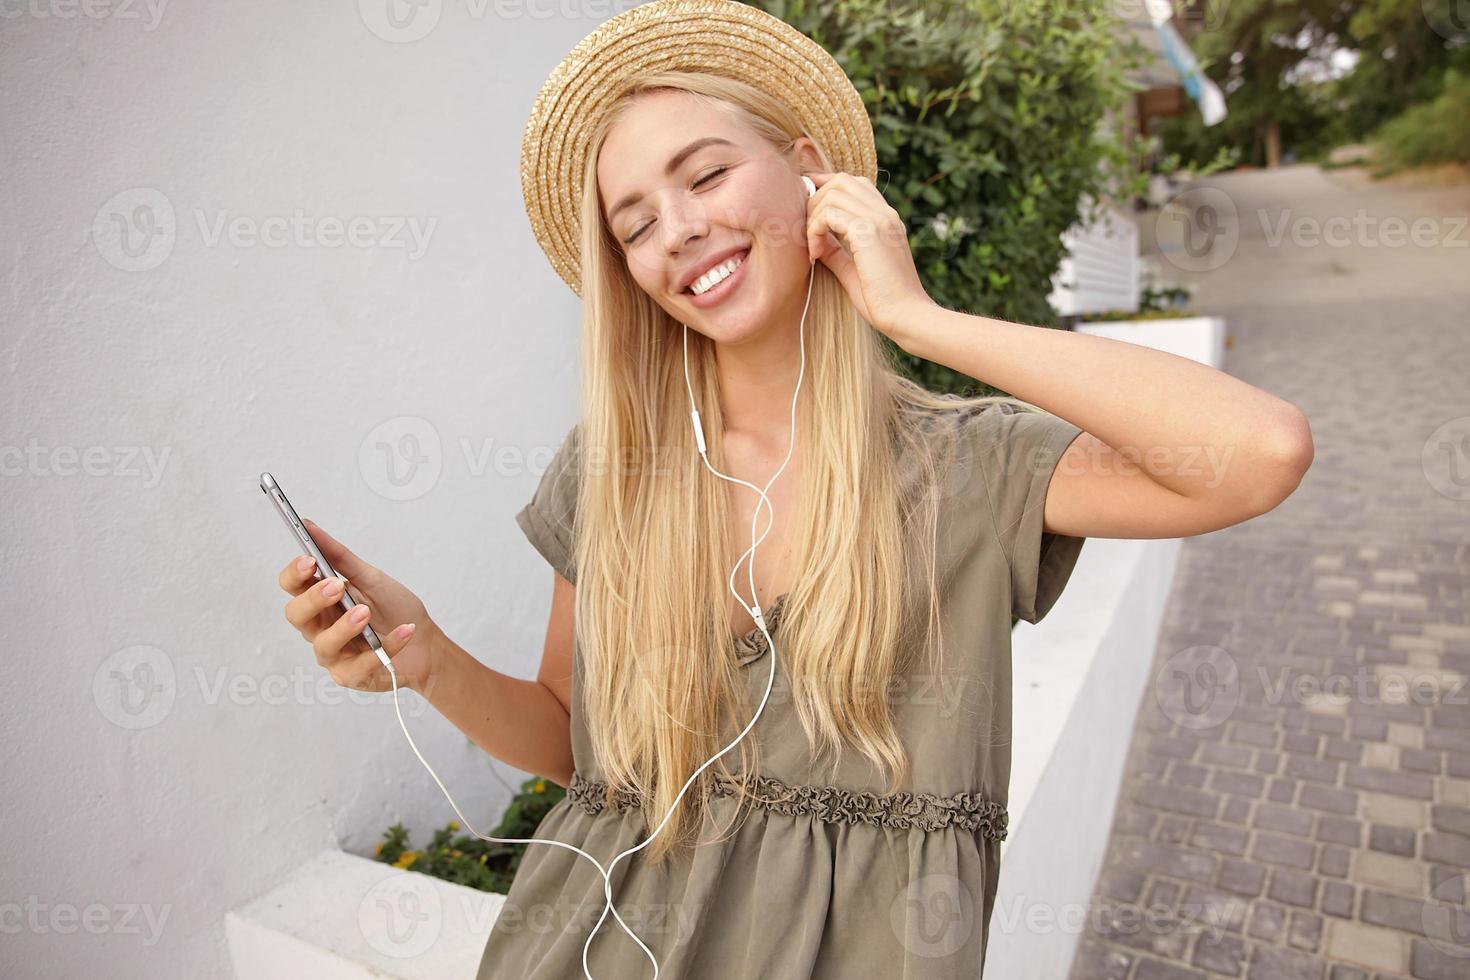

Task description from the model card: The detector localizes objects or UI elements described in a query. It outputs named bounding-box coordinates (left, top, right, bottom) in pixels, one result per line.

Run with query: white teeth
left=690, top=251, right=746, bottom=295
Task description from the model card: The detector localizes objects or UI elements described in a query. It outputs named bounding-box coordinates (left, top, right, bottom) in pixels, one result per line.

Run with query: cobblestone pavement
left=1066, top=165, right=1470, bottom=980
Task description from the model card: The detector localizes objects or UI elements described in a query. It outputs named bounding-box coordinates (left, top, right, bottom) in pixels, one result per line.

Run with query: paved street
left=1066, top=164, right=1470, bottom=979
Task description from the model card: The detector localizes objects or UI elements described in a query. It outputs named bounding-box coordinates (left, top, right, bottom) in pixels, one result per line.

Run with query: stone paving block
left=1424, top=624, right=1470, bottom=643
left=1248, top=943, right=1328, bottom=979
left=1210, top=769, right=1268, bottom=797
left=1401, top=748, right=1444, bottom=775
left=1324, top=919, right=1409, bottom=973
left=1345, top=765, right=1435, bottom=800
left=1408, top=936, right=1470, bottom=979
left=1253, top=831, right=1319, bottom=870
left=1422, top=832, right=1470, bottom=869
left=1301, top=783, right=1360, bottom=815
left=1429, top=804, right=1470, bottom=838
left=1216, top=857, right=1267, bottom=897
left=1256, top=801, right=1316, bottom=837
left=1361, top=792, right=1427, bottom=829
left=1352, top=851, right=1426, bottom=895
left=1269, top=867, right=1322, bottom=908
left=1321, top=880, right=1356, bottom=918
left=1270, top=777, right=1301, bottom=803
left=1069, top=937, right=1135, bottom=980
left=1319, top=844, right=1352, bottom=877
left=1288, top=908, right=1325, bottom=952
left=1359, top=888, right=1431, bottom=936
left=1247, top=900, right=1287, bottom=942
left=1190, top=821, right=1249, bottom=857
left=1362, top=743, right=1398, bottom=769
left=1316, top=815, right=1364, bottom=847
left=1387, top=722, right=1426, bottom=748
left=1368, top=823, right=1418, bottom=857
left=1190, top=929, right=1248, bottom=975
left=1134, top=958, right=1207, bottom=980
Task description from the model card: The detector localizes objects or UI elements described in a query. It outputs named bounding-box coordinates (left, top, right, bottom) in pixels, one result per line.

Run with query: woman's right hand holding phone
left=278, top=518, right=443, bottom=695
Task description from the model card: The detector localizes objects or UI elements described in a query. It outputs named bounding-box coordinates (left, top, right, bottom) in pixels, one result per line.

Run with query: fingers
left=284, top=572, right=350, bottom=630
left=278, top=553, right=320, bottom=594
left=333, top=621, right=418, bottom=692
left=312, top=599, right=375, bottom=670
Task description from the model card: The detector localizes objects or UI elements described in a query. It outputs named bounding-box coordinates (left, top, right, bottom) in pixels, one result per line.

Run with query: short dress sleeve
left=514, top=422, right=581, bottom=585
left=960, top=402, right=1087, bottom=624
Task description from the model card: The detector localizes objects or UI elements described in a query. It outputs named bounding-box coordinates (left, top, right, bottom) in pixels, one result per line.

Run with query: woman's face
left=597, top=91, right=817, bottom=343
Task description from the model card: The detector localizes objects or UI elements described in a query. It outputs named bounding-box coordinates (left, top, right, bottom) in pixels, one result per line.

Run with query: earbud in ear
left=801, top=175, right=816, bottom=199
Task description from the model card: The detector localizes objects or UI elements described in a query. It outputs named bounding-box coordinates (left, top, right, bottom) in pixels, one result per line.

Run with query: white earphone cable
left=374, top=179, right=817, bottom=980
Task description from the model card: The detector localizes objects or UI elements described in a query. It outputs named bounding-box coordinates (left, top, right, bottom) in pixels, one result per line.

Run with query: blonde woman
left=277, top=2, right=1312, bottom=977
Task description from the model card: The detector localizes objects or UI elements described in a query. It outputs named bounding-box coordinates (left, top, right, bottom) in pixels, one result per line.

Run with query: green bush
left=1370, top=69, right=1470, bottom=174
left=754, top=0, right=1152, bottom=396
left=374, top=775, right=566, bottom=894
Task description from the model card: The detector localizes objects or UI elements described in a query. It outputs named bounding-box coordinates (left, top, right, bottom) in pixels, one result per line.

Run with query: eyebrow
left=606, top=136, right=736, bottom=225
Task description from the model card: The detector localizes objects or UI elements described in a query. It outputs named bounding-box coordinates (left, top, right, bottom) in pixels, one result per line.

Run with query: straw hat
left=519, top=0, right=878, bottom=298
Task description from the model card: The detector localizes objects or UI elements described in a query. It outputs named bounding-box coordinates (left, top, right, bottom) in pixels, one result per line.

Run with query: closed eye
left=623, top=167, right=729, bottom=245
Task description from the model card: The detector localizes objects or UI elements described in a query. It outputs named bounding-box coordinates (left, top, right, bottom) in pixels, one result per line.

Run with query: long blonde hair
left=570, top=71, right=1037, bottom=864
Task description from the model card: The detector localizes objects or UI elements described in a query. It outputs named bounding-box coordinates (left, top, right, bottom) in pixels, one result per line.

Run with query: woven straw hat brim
left=520, top=0, right=877, bottom=298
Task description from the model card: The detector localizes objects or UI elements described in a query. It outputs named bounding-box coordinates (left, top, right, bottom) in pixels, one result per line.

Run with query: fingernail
left=395, top=623, right=417, bottom=640
left=323, top=578, right=344, bottom=598
left=296, top=556, right=315, bottom=573
left=350, top=605, right=370, bottom=623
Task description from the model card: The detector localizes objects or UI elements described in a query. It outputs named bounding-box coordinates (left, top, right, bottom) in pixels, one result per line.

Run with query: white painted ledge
left=227, top=317, right=1223, bottom=980
left=983, top=316, right=1225, bottom=978
left=226, top=849, right=503, bottom=980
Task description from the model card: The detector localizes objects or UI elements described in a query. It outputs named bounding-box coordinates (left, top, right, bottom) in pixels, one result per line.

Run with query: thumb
left=301, top=518, right=372, bottom=579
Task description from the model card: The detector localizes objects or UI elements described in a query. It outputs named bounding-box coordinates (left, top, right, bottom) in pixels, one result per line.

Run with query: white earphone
left=373, top=173, right=819, bottom=980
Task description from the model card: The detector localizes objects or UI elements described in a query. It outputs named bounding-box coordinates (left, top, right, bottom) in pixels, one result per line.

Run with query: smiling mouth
left=683, top=247, right=751, bottom=297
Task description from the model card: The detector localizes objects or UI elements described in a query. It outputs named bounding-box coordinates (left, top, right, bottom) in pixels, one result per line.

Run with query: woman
left=277, top=2, right=1313, bottom=977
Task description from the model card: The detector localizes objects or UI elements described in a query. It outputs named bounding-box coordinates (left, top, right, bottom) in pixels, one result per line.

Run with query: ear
left=790, top=135, right=825, bottom=176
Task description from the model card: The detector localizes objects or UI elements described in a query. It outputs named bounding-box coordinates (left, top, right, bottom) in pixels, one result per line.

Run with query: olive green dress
left=476, top=403, right=1087, bottom=979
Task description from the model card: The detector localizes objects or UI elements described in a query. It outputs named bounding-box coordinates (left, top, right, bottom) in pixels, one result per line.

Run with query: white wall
left=0, top=3, right=622, bottom=977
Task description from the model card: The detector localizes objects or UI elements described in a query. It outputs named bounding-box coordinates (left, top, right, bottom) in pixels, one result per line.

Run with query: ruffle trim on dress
left=566, top=768, right=1009, bottom=842
left=732, top=593, right=790, bottom=667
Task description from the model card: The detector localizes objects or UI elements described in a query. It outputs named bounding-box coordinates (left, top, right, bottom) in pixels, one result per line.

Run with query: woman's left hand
left=804, top=171, right=935, bottom=341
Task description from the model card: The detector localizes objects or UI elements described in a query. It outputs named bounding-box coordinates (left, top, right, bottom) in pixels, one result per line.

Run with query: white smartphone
left=259, top=471, right=383, bottom=654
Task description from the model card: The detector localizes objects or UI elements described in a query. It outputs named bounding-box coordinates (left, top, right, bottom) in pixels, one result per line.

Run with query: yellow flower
left=479, top=854, right=488, bottom=864
left=533, top=779, right=546, bottom=794
left=447, top=820, right=460, bottom=832
left=375, top=842, right=384, bottom=856
left=450, top=849, right=463, bottom=858
left=393, top=850, right=420, bottom=870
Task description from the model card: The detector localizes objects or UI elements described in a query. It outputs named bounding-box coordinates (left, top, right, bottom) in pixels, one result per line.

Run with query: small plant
left=1080, top=282, right=1195, bottom=322
left=374, top=775, right=567, bottom=894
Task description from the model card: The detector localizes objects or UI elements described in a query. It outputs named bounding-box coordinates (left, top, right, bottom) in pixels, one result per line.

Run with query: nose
left=658, top=193, right=710, bottom=254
